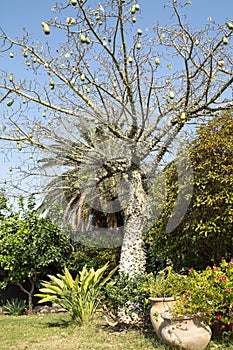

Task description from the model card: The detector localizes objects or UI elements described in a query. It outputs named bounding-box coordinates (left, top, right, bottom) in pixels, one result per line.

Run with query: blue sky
left=0, top=0, right=232, bottom=189
left=1, top=0, right=232, bottom=36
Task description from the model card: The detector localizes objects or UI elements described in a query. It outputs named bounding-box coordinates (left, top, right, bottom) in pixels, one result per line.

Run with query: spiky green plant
left=36, top=263, right=117, bottom=324
left=2, top=298, right=27, bottom=316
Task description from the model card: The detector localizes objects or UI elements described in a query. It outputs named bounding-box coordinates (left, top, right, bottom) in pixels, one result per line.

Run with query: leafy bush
left=3, top=298, right=27, bottom=316
left=175, top=258, right=233, bottom=337
left=36, top=263, right=118, bottom=324
left=105, top=273, right=153, bottom=323
left=144, top=266, right=190, bottom=298
left=67, top=243, right=120, bottom=275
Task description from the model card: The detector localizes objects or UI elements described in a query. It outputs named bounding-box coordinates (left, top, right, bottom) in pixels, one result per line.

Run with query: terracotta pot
left=149, top=297, right=212, bottom=350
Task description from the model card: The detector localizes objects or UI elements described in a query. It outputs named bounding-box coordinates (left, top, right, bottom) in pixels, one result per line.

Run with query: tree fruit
left=50, top=78, right=55, bottom=90
left=41, top=22, right=50, bottom=35
left=7, top=99, right=14, bottom=106
left=131, top=5, right=136, bottom=14
left=71, top=0, right=77, bottom=5
left=155, top=56, right=160, bottom=65
left=80, top=73, right=85, bottom=81
left=222, top=36, right=228, bottom=45
left=137, top=28, right=143, bottom=35
left=79, top=34, right=86, bottom=43
left=180, top=112, right=186, bottom=120
left=132, top=16, right=137, bottom=23
left=136, top=43, right=141, bottom=50
left=9, top=52, right=14, bottom=58
left=226, top=22, right=233, bottom=30
left=17, top=143, right=22, bottom=151
left=169, top=90, right=175, bottom=99
left=9, top=73, right=13, bottom=82
left=135, top=4, right=140, bottom=11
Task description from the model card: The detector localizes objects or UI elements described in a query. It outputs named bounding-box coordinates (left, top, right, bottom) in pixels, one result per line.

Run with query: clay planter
left=149, top=297, right=212, bottom=350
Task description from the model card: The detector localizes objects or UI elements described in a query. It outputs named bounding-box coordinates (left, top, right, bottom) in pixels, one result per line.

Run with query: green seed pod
left=9, top=52, right=14, bottom=58
left=169, top=90, right=175, bottom=99
left=167, top=63, right=172, bottom=69
left=79, top=34, right=87, bottom=43
left=41, top=22, right=50, bottom=35
left=155, top=56, right=160, bottom=65
left=9, top=73, right=13, bottom=82
left=137, top=28, right=143, bottom=35
left=7, top=99, right=14, bottom=107
left=66, top=17, right=76, bottom=26
left=132, top=16, right=137, bottom=23
left=9, top=166, right=13, bottom=172
left=226, top=21, right=233, bottom=30
left=180, top=112, right=186, bottom=120
left=80, top=73, right=85, bottom=81
left=50, top=78, right=55, bottom=90
left=222, top=36, right=228, bottom=45
left=131, top=5, right=136, bottom=14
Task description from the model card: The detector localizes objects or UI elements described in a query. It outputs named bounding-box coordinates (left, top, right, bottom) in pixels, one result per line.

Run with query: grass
left=0, top=313, right=233, bottom=350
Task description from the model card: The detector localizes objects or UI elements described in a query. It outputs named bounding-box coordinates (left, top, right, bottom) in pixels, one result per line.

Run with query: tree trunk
left=17, top=277, right=35, bottom=314
left=119, top=169, right=150, bottom=278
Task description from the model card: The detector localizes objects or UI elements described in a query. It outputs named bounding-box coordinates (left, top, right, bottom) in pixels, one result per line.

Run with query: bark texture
left=119, top=169, right=149, bottom=278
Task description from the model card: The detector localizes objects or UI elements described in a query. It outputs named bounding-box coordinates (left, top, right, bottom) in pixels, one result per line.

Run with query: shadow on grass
left=45, top=318, right=72, bottom=329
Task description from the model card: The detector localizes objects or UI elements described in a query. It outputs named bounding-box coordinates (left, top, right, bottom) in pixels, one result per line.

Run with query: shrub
left=175, top=258, right=233, bottom=337
left=36, top=263, right=118, bottom=324
left=2, top=298, right=27, bottom=316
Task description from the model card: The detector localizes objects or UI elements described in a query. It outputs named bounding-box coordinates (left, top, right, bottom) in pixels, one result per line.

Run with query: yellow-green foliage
left=36, top=263, right=118, bottom=324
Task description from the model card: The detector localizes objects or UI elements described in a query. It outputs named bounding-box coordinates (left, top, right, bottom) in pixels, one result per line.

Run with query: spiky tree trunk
left=119, top=169, right=149, bottom=278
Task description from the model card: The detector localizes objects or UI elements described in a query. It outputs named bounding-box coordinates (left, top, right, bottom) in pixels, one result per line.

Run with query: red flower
left=217, top=315, right=222, bottom=320
left=221, top=276, right=227, bottom=281
left=225, top=288, right=230, bottom=292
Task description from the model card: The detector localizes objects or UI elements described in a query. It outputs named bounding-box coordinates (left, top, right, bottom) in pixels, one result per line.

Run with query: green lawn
left=0, top=313, right=232, bottom=350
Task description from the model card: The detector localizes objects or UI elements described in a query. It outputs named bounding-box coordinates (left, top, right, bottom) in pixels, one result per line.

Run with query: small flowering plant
left=175, top=258, right=233, bottom=334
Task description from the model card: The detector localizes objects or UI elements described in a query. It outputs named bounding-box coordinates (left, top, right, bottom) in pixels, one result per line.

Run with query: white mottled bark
left=119, top=169, right=149, bottom=278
